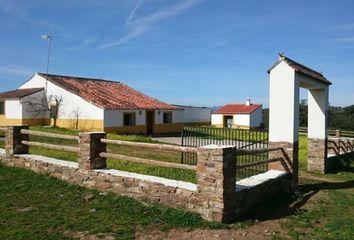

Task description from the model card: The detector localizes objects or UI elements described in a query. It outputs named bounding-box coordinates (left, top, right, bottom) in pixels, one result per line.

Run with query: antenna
left=42, top=32, right=52, bottom=92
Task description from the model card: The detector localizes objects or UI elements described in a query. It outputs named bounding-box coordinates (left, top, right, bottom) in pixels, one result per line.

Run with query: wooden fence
left=20, top=129, right=80, bottom=153
left=100, top=138, right=197, bottom=171
left=299, top=127, right=354, bottom=138
left=2, top=126, right=287, bottom=180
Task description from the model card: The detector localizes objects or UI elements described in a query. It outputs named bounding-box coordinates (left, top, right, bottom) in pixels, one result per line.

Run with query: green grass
left=0, top=165, right=222, bottom=240
left=0, top=126, right=193, bottom=182
left=183, top=126, right=268, bottom=142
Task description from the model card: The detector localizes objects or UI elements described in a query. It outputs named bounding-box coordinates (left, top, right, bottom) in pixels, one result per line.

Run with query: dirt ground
left=135, top=219, right=289, bottom=240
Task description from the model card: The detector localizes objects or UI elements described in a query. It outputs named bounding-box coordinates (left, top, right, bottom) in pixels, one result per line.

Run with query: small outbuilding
left=211, top=98, right=262, bottom=129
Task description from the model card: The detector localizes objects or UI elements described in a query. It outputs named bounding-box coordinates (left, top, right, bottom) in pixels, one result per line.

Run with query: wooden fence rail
left=21, top=129, right=79, bottom=140
left=99, top=152, right=196, bottom=171
left=101, top=139, right=198, bottom=153
left=21, top=140, right=80, bottom=153
left=235, top=147, right=282, bottom=155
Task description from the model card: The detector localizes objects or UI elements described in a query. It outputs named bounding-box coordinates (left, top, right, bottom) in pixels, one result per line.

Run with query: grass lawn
left=0, top=126, right=196, bottom=183
left=0, top=165, right=221, bottom=240
left=0, top=126, right=353, bottom=239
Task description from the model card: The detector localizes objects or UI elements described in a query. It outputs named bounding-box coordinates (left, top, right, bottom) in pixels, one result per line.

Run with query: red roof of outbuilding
left=38, top=73, right=179, bottom=110
left=0, top=88, right=44, bottom=100
left=213, top=104, right=262, bottom=114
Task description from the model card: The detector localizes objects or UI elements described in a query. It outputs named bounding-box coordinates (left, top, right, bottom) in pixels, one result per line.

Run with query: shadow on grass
left=327, top=153, right=354, bottom=173
left=235, top=177, right=354, bottom=223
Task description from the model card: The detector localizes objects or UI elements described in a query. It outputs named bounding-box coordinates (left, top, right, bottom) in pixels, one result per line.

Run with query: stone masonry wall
left=327, top=137, right=354, bottom=156
left=0, top=154, right=207, bottom=217
left=268, top=141, right=298, bottom=187
left=307, top=138, right=327, bottom=173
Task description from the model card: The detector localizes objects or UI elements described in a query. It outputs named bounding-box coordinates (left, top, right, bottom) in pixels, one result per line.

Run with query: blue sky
left=0, top=0, right=353, bottom=107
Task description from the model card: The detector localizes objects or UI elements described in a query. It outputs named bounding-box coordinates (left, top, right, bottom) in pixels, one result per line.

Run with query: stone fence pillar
left=196, top=146, right=236, bottom=223
left=78, top=132, right=107, bottom=170
left=307, top=138, right=328, bottom=173
left=5, top=125, right=29, bottom=158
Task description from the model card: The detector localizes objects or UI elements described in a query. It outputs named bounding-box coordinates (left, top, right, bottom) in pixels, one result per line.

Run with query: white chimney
left=245, top=98, right=251, bottom=106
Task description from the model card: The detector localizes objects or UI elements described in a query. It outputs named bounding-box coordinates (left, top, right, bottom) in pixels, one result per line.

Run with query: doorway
left=223, top=116, right=233, bottom=128
left=146, top=111, right=154, bottom=136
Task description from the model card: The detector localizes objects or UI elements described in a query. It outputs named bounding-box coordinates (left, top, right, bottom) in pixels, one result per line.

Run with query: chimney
left=245, top=98, right=251, bottom=106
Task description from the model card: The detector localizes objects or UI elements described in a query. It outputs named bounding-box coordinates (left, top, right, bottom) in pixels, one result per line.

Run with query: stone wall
left=268, top=141, right=298, bottom=187
left=0, top=125, right=293, bottom=223
left=327, top=137, right=354, bottom=156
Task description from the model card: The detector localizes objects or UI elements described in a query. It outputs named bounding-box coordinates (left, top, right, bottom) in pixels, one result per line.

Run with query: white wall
left=181, top=106, right=211, bottom=123
left=155, top=110, right=184, bottom=124
left=233, top=114, right=250, bottom=127
left=19, top=74, right=104, bottom=120
left=22, top=90, right=48, bottom=119
left=249, top=107, right=263, bottom=127
left=5, top=100, right=22, bottom=119
left=104, top=110, right=146, bottom=127
left=308, top=88, right=328, bottom=139
left=211, top=114, right=223, bottom=125
left=269, top=61, right=299, bottom=143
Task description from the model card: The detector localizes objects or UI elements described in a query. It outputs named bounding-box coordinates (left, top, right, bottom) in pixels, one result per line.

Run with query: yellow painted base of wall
left=104, top=125, right=147, bottom=135
left=0, top=117, right=103, bottom=131
left=0, top=117, right=50, bottom=127
left=105, top=122, right=210, bottom=135
left=54, top=119, right=104, bottom=131
left=211, top=124, right=250, bottom=130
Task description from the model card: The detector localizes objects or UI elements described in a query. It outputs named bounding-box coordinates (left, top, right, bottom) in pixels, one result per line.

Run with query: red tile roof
left=213, top=104, right=262, bottom=114
left=0, top=88, right=44, bottom=100
left=38, top=73, right=179, bottom=110
left=268, top=54, right=332, bottom=85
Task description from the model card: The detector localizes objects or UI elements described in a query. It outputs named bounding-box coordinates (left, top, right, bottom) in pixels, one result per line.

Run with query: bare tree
left=48, top=95, right=63, bottom=127
left=70, top=107, right=82, bottom=130
left=24, top=94, right=63, bottom=127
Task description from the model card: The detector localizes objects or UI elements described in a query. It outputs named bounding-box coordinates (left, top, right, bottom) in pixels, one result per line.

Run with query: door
left=146, top=111, right=154, bottom=136
left=223, top=116, right=233, bottom=128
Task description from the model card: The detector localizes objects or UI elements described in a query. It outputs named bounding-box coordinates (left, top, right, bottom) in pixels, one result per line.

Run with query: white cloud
left=323, top=23, right=354, bottom=31
left=0, top=65, right=32, bottom=77
left=97, top=0, right=203, bottom=49
left=328, top=36, right=354, bottom=43
left=126, top=0, right=144, bottom=24
left=65, top=37, right=97, bottom=52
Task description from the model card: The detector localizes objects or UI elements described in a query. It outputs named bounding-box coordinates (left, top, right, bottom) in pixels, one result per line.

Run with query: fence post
left=5, top=125, right=29, bottom=158
left=335, top=129, right=341, bottom=138
left=196, top=145, right=236, bottom=223
left=78, top=132, right=107, bottom=170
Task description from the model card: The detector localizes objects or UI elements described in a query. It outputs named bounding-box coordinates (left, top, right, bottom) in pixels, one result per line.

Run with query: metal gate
left=181, top=126, right=269, bottom=180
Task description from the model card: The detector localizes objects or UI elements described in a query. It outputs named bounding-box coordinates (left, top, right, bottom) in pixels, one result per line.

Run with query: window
left=0, top=102, right=4, bottom=115
left=124, top=113, right=136, bottom=126
left=163, top=112, right=172, bottom=124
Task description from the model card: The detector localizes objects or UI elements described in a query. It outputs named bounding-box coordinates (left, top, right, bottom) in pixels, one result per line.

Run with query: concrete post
left=196, top=146, right=236, bottom=223
left=5, top=126, right=29, bottom=158
left=307, top=88, right=329, bottom=173
left=78, top=132, right=107, bottom=170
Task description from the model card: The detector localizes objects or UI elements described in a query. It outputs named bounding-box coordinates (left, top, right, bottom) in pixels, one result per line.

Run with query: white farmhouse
left=0, top=73, right=210, bottom=134
left=211, top=99, right=263, bottom=129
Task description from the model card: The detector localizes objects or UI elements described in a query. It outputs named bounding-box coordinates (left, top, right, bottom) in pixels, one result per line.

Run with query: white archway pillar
left=267, top=54, right=331, bottom=181
left=268, top=61, right=299, bottom=186
left=307, top=88, right=329, bottom=173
